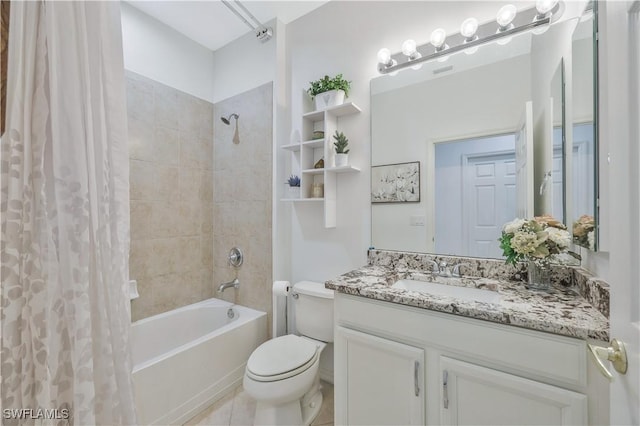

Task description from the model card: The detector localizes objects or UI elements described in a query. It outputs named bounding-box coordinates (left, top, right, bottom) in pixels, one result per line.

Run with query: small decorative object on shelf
left=312, top=183, right=324, bottom=198
left=572, top=214, right=595, bottom=249
left=314, top=158, right=324, bottom=169
left=499, top=215, right=578, bottom=291
left=307, top=74, right=351, bottom=111
left=312, top=121, right=324, bottom=140
left=333, top=131, right=350, bottom=167
left=286, top=174, right=301, bottom=199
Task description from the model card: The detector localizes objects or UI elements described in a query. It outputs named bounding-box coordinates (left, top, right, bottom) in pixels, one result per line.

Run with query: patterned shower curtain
left=1, top=1, right=136, bottom=424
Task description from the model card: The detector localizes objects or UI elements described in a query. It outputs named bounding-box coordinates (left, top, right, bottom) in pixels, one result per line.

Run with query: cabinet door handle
left=414, top=361, right=420, bottom=396
left=443, top=370, right=449, bottom=409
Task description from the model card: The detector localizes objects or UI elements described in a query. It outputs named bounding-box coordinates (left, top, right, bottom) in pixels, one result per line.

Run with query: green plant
left=307, top=74, right=351, bottom=99
left=333, top=131, right=350, bottom=154
left=286, top=175, right=300, bottom=187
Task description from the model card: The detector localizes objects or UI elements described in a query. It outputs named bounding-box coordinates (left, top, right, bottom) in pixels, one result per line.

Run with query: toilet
left=243, top=281, right=334, bottom=426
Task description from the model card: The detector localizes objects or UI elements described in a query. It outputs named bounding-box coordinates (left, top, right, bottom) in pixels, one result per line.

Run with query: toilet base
left=253, top=378, right=323, bottom=426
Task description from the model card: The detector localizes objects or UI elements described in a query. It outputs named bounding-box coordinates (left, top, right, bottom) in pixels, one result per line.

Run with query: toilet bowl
left=243, top=281, right=334, bottom=426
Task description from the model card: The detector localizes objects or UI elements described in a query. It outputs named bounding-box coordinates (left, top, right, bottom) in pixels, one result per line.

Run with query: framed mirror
left=371, top=4, right=597, bottom=258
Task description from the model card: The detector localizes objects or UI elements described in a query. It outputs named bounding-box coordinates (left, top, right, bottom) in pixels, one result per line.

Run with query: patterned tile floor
left=186, top=381, right=334, bottom=426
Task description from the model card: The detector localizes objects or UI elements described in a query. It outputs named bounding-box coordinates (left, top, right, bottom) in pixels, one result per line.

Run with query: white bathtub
left=131, top=298, right=267, bottom=425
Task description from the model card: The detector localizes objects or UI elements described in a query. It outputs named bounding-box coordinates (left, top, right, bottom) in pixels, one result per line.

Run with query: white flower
left=546, top=227, right=571, bottom=249
left=510, top=231, right=540, bottom=255
left=588, top=230, right=595, bottom=250
left=503, top=218, right=526, bottom=234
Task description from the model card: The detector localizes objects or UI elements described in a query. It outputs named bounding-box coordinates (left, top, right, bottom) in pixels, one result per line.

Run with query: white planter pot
left=335, top=153, right=349, bottom=167
left=314, top=89, right=345, bottom=111
left=286, top=186, right=300, bottom=199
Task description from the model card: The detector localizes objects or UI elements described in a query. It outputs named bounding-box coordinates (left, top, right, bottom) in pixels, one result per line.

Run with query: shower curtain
left=1, top=1, right=136, bottom=424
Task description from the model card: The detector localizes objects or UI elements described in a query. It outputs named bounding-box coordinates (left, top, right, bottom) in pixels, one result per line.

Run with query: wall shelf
left=281, top=101, right=361, bottom=228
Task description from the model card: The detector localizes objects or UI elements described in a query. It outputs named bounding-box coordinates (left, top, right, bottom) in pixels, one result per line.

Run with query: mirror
left=569, top=8, right=597, bottom=250
left=371, top=6, right=597, bottom=258
left=550, top=60, right=566, bottom=224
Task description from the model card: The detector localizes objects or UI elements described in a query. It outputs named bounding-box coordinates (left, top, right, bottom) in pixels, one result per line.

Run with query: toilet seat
left=246, top=335, right=319, bottom=382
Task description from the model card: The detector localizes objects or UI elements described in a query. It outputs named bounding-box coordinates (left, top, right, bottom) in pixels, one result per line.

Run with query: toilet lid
left=247, top=335, right=318, bottom=378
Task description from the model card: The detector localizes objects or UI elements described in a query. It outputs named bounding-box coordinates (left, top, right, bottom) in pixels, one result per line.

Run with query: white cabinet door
left=335, top=326, right=425, bottom=426
left=440, top=357, right=587, bottom=426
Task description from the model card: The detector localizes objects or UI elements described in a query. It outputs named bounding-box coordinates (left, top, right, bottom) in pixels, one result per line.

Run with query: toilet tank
left=292, top=281, right=334, bottom=342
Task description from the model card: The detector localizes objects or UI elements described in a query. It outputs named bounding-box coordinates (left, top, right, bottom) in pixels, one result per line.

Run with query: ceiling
left=127, top=0, right=329, bottom=51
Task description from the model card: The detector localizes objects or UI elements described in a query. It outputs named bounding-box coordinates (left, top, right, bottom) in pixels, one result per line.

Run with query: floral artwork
left=499, top=215, right=577, bottom=266
left=371, top=162, right=420, bottom=203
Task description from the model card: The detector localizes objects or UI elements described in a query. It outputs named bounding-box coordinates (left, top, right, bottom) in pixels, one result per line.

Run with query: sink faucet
left=425, top=259, right=440, bottom=276
left=217, top=278, right=240, bottom=293
left=452, top=263, right=471, bottom=278
left=439, top=261, right=452, bottom=277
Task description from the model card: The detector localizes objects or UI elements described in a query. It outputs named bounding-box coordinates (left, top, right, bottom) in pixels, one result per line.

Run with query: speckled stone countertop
left=326, top=261, right=610, bottom=342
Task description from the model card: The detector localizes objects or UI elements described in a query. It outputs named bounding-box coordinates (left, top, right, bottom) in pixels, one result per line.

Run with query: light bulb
left=377, top=48, right=391, bottom=65
left=536, top=0, right=558, bottom=16
left=401, top=39, right=417, bottom=57
left=496, top=4, right=517, bottom=29
left=430, top=28, right=447, bottom=49
left=460, top=18, right=478, bottom=40
left=496, top=35, right=512, bottom=45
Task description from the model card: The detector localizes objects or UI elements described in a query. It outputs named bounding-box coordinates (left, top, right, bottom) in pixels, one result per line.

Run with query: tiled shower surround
left=213, top=83, right=273, bottom=333
left=126, top=71, right=214, bottom=321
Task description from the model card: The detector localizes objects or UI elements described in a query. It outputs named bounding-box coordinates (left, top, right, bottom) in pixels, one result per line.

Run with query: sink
left=392, top=279, right=501, bottom=304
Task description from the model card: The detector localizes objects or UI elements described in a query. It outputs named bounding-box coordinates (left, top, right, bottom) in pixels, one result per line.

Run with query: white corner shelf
left=302, top=102, right=362, bottom=121
left=326, top=165, right=360, bottom=173
left=282, top=101, right=362, bottom=228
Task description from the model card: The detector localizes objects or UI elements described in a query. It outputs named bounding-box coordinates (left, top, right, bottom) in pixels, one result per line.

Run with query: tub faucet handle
left=217, top=278, right=240, bottom=293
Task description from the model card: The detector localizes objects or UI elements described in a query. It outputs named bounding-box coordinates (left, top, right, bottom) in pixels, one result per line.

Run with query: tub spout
left=217, top=278, right=240, bottom=293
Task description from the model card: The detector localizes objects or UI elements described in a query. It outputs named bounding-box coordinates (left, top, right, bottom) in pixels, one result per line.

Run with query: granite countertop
left=326, top=265, right=610, bottom=341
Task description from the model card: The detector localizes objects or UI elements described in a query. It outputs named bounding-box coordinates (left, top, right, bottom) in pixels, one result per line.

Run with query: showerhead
left=221, top=113, right=239, bottom=125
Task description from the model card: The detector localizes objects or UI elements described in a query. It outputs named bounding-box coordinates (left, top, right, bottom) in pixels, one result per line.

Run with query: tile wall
left=126, top=71, right=214, bottom=321
left=212, top=83, right=273, bottom=334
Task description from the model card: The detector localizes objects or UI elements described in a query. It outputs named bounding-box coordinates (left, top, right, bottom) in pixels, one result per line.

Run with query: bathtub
left=131, top=298, right=267, bottom=425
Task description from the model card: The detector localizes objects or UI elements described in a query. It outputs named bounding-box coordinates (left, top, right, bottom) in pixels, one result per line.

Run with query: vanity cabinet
left=439, top=357, right=586, bottom=425
left=334, top=293, right=609, bottom=426
left=335, top=326, right=425, bottom=425
left=281, top=102, right=361, bottom=228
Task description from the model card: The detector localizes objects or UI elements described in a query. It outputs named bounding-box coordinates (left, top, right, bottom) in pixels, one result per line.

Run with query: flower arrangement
left=572, top=214, right=595, bottom=249
left=499, top=215, right=573, bottom=266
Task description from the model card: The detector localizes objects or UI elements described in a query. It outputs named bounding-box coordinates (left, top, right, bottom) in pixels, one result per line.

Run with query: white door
left=462, top=153, right=516, bottom=258
left=440, top=357, right=587, bottom=425
left=334, top=326, right=425, bottom=426
left=601, top=2, right=640, bottom=424
left=515, top=101, right=534, bottom=218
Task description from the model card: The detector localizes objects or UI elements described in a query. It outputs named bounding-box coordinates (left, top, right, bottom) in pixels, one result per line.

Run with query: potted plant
left=333, top=131, right=350, bottom=167
left=286, top=174, right=301, bottom=198
left=307, top=74, right=351, bottom=111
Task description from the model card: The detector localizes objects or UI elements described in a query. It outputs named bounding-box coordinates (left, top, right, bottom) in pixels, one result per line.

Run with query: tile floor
left=186, top=381, right=334, bottom=426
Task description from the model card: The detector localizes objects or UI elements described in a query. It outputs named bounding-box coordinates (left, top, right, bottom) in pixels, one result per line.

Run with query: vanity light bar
left=377, top=2, right=561, bottom=75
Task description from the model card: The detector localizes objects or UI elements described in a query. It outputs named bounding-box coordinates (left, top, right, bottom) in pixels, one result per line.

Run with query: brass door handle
left=587, top=338, right=628, bottom=381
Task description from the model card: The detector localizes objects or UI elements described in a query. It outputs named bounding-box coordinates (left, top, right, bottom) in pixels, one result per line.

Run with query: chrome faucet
left=452, top=263, right=471, bottom=278
left=425, top=259, right=440, bottom=275
left=217, top=278, right=240, bottom=293
left=439, top=261, right=453, bottom=277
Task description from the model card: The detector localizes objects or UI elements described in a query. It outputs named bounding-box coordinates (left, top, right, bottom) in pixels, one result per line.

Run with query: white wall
left=120, top=2, right=214, bottom=101
left=211, top=19, right=278, bottom=104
